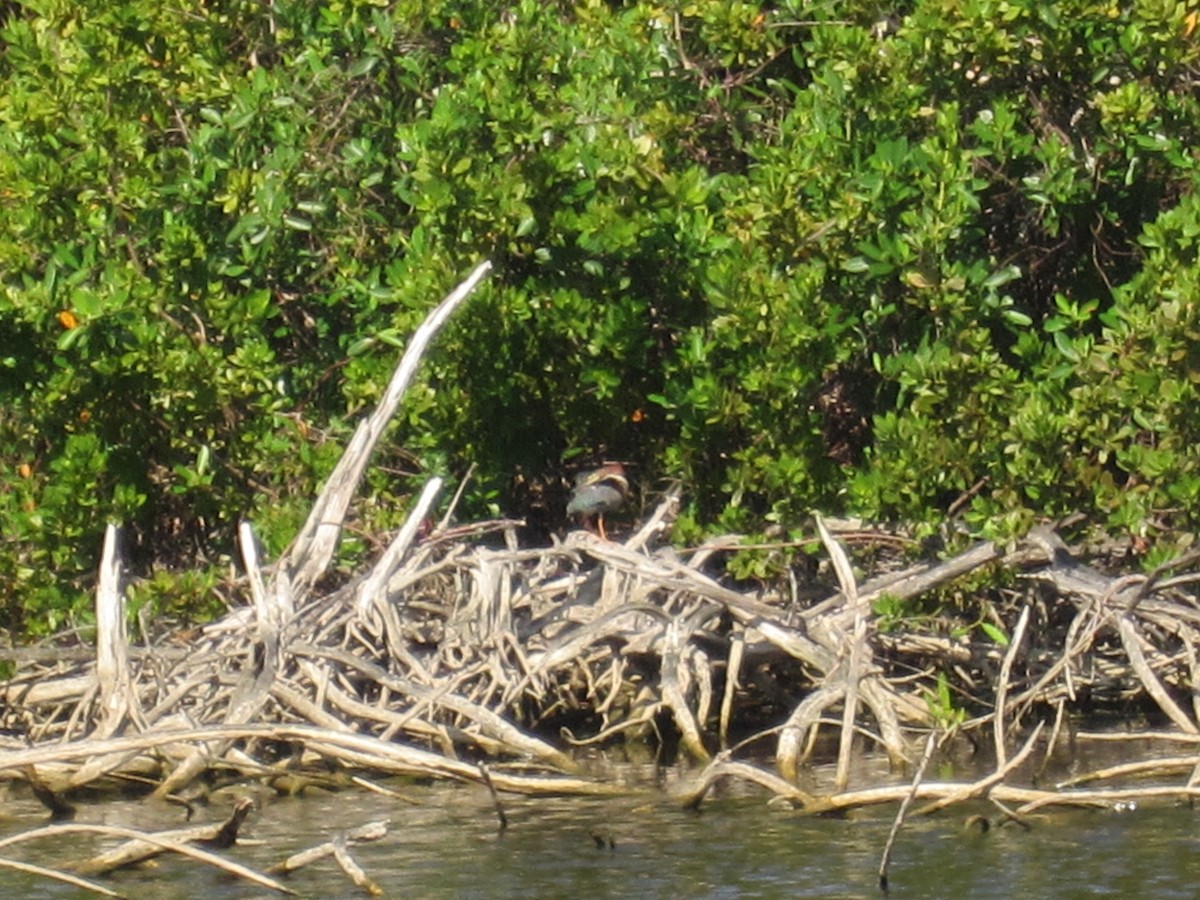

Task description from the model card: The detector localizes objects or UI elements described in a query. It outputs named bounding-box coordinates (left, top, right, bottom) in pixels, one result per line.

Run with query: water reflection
left=3, top=765, right=1200, bottom=899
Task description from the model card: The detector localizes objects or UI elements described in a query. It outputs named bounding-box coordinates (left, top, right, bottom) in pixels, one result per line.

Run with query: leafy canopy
left=2, top=0, right=1199, bottom=628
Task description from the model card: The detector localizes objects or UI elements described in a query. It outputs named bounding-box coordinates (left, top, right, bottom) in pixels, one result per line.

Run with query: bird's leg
left=598, top=514, right=608, bottom=541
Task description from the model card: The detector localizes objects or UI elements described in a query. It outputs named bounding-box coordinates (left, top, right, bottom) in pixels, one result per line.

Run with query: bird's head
left=574, top=462, right=628, bottom=492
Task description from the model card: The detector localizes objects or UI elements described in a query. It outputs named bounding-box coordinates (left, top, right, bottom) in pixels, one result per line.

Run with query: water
left=3, top=764, right=1200, bottom=898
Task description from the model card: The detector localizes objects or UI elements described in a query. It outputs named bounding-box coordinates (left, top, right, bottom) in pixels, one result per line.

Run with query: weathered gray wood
left=284, top=260, right=492, bottom=597
left=94, top=523, right=131, bottom=738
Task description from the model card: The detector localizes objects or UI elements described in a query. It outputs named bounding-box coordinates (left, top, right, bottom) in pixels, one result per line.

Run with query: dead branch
left=0, top=818, right=291, bottom=894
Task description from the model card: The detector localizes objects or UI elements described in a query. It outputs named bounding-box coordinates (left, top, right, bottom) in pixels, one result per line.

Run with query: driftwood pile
left=5, top=261, right=1200, bottom=893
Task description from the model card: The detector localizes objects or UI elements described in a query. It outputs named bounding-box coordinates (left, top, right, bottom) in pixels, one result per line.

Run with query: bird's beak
left=577, top=469, right=608, bottom=488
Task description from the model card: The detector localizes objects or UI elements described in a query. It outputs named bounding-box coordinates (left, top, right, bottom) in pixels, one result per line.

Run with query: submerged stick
left=24, top=766, right=76, bottom=820
left=333, top=842, right=380, bottom=896
left=0, top=822, right=292, bottom=895
left=478, top=763, right=509, bottom=832
left=878, top=731, right=937, bottom=892
left=913, top=722, right=1044, bottom=817
left=0, top=723, right=619, bottom=795
left=267, top=821, right=389, bottom=875
left=677, top=754, right=819, bottom=811
left=76, top=797, right=255, bottom=874
left=0, top=857, right=121, bottom=898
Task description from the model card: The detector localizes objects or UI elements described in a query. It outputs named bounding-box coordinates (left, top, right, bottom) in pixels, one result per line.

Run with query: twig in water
left=0, top=821, right=292, bottom=894
left=23, top=767, right=76, bottom=821
left=878, top=732, right=938, bottom=892
left=479, top=762, right=509, bottom=833
left=267, top=820, right=389, bottom=876
left=0, top=856, right=122, bottom=898
left=333, top=838, right=382, bottom=896
left=588, top=829, right=616, bottom=850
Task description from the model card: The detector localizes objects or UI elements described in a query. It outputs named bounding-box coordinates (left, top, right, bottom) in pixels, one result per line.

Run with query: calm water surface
left=4, top=759, right=1200, bottom=899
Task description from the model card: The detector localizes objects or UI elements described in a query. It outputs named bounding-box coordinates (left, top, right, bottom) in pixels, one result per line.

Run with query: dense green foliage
left=2, top=0, right=1199, bottom=629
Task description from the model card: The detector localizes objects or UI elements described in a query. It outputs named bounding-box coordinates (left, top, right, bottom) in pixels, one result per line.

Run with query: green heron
left=566, top=463, right=628, bottom=540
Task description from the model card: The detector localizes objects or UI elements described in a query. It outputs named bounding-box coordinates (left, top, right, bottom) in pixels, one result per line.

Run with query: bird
left=566, top=463, right=628, bottom=540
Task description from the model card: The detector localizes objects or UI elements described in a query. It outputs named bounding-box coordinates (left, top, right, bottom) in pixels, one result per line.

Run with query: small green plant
left=925, top=671, right=968, bottom=732
left=871, top=593, right=909, bottom=634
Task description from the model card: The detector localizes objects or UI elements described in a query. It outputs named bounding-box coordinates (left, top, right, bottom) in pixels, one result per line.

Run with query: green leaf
left=983, top=265, right=1022, bottom=290
left=979, top=622, right=1009, bottom=646
left=1002, top=309, right=1032, bottom=327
